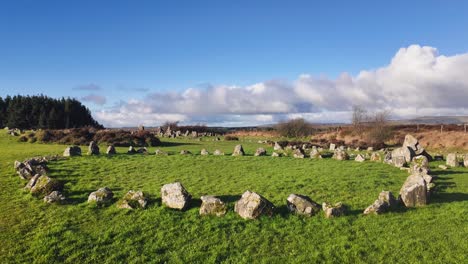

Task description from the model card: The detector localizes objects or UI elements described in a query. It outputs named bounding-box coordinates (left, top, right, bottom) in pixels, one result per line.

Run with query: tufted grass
left=0, top=133, right=467, bottom=263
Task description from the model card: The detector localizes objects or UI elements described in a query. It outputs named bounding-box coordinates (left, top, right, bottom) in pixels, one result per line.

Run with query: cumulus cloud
left=81, top=94, right=107, bottom=105
left=94, top=45, right=468, bottom=127
left=74, top=83, right=101, bottom=91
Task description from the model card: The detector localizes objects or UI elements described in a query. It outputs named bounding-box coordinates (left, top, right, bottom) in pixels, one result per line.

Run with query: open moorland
left=1, top=132, right=467, bottom=263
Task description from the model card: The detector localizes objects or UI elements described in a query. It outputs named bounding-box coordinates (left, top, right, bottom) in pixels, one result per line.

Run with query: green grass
left=0, top=133, right=467, bottom=263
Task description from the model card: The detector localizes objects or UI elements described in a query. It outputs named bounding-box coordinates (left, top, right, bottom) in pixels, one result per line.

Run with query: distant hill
left=391, top=116, right=468, bottom=125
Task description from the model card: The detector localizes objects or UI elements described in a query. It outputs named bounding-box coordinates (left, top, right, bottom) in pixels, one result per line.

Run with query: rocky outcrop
left=199, top=195, right=227, bottom=216
left=161, top=182, right=192, bottom=210
left=234, top=191, right=275, bottom=219
left=286, top=194, right=321, bottom=216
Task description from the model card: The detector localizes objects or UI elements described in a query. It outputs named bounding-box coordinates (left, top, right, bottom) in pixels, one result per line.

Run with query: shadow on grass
left=217, top=195, right=241, bottom=203
left=158, top=141, right=198, bottom=147
left=431, top=192, right=468, bottom=204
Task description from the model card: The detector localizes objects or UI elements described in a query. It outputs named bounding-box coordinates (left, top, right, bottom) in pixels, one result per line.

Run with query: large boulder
left=43, top=191, right=66, bottom=204
left=399, top=174, right=428, bottom=207
left=117, top=190, right=148, bottom=209
left=15, top=158, right=48, bottom=180
left=399, top=134, right=433, bottom=162
left=391, top=147, right=411, bottom=165
left=29, top=175, right=61, bottom=197
left=88, top=187, right=114, bottom=205
left=161, top=182, right=192, bottom=210
left=87, top=141, right=100, bottom=155
left=234, top=191, right=275, bottom=219
left=106, top=145, right=116, bottom=155
left=363, top=191, right=397, bottom=215
left=446, top=153, right=458, bottom=167
left=63, top=146, right=81, bottom=157
left=199, top=195, right=227, bottom=216
left=232, top=145, right=245, bottom=156
left=332, top=149, right=349, bottom=160
left=286, top=194, right=321, bottom=216
left=322, top=202, right=346, bottom=218
left=254, top=148, right=267, bottom=156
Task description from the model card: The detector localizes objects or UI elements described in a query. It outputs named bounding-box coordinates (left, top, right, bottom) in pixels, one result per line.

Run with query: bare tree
left=366, top=110, right=392, bottom=148
left=351, top=105, right=368, bottom=133
left=276, top=118, right=314, bottom=138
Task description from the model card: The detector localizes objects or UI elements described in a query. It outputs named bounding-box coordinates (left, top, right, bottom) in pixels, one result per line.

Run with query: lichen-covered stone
left=322, top=202, right=346, bottom=218
left=410, top=155, right=430, bottom=175
left=88, top=187, right=114, bottom=205
left=161, top=182, right=191, bottom=210
left=370, top=152, right=381, bottom=162
left=399, top=174, right=428, bottom=207
left=117, top=190, right=147, bottom=209
left=287, top=194, right=321, bottom=216
left=234, top=191, right=275, bottom=219
left=232, top=145, right=245, bottom=156
left=30, top=175, right=61, bottom=197
left=43, top=191, right=66, bottom=204
left=310, top=149, right=322, bottom=159
left=199, top=195, right=227, bottom=216
left=363, top=191, right=397, bottom=215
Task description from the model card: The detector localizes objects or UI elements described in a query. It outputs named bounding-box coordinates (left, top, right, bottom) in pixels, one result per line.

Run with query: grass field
left=0, top=133, right=467, bottom=263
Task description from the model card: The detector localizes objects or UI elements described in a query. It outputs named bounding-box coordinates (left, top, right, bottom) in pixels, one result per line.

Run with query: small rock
left=63, top=146, right=81, bottom=157
left=88, top=187, right=114, bottom=205
left=161, top=182, right=192, bottom=210
left=310, top=149, right=322, bottom=159
left=271, top=152, right=281, bottom=157
left=464, top=154, right=468, bottom=167
left=254, top=148, right=267, bottom=156
left=322, top=202, right=346, bottom=218
left=213, top=149, right=224, bottom=156
left=199, top=195, right=227, bottom=216
left=234, top=191, right=275, bottom=219
left=293, top=149, right=305, bottom=159
left=273, top=142, right=283, bottom=151
left=438, top=165, right=448, bottom=170
left=363, top=191, right=397, bottom=215
left=332, top=149, right=349, bottom=160
left=117, top=190, right=148, bottom=209
left=43, top=191, right=66, bottom=204
left=370, top=152, right=381, bottom=162
left=136, top=147, right=148, bottom=154
left=287, top=194, right=321, bottom=216
left=355, top=154, right=365, bottom=162
left=180, top=150, right=192, bottom=155
left=155, top=149, right=168, bottom=156
left=200, top=149, right=209, bottom=155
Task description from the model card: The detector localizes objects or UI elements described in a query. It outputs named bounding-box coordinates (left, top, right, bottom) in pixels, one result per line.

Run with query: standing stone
left=391, top=147, right=412, bottom=164
left=464, top=154, right=468, bottom=167
left=213, top=149, right=224, bottom=156
left=410, top=155, right=430, bottom=175
left=355, top=154, right=365, bottom=162
left=332, top=149, right=349, bottom=160
left=88, top=141, right=100, bottom=155
left=43, top=191, right=66, bottom=204
left=106, top=145, right=116, bottom=155
left=322, top=202, right=346, bottom=218
left=63, top=146, right=81, bottom=157
left=254, top=148, right=267, bottom=156
left=363, top=191, right=397, bottom=215
left=274, top=142, right=283, bottom=151
left=234, top=191, right=275, bottom=219
left=232, top=145, right=245, bottom=156
left=161, top=182, right=192, bottom=210
left=200, top=149, right=209, bottom=155
left=29, top=175, right=61, bottom=197
left=287, top=194, right=321, bottom=216
left=446, top=153, right=458, bottom=167
left=88, top=187, right=114, bottom=205
left=329, top=143, right=336, bottom=151
left=199, top=195, right=227, bottom=216
left=399, top=174, right=428, bottom=207
left=310, top=149, right=322, bottom=159
left=117, top=190, right=148, bottom=209
left=293, top=149, right=305, bottom=159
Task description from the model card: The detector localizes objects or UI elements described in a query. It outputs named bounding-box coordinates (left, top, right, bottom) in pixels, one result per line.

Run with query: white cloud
left=81, top=94, right=107, bottom=105
left=94, top=45, right=468, bottom=127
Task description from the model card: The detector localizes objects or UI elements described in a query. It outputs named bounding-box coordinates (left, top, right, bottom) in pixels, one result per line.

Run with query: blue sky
left=1, top=1, right=468, bottom=127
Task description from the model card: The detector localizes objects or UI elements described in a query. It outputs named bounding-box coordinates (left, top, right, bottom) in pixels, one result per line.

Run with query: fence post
left=440, top=125, right=443, bottom=133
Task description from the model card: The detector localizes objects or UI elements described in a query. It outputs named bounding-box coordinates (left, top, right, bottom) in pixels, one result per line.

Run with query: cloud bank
left=95, top=45, right=468, bottom=127
left=82, top=94, right=107, bottom=105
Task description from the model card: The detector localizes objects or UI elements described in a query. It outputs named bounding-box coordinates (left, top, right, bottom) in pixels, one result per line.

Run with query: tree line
left=0, top=95, right=103, bottom=129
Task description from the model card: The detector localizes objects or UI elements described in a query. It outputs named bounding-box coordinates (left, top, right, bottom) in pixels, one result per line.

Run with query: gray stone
left=161, top=182, right=191, bottom=210
left=355, top=154, right=365, bottom=162
left=322, top=202, right=346, bottom=218
left=410, top=155, right=430, bottom=175
left=391, top=147, right=412, bottom=164
left=254, top=148, right=267, bottom=156
left=29, top=175, right=61, bottom=197
left=232, top=145, right=245, bottom=156
left=293, top=149, right=305, bottom=159
left=287, top=194, right=321, bottom=216
left=438, top=165, right=448, bottom=170
left=117, top=190, right=148, bottom=209
left=88, top=187, right=114, bottom=205
left=87, top=141, right=100, bottom=155
left=155, top=149, right=168, bottom=156
left=199, top=195, right=227, bottom=216
left=274, top=142, right=283, bottom=151
left=446, top=153, right=458, bottom=167
left=234, top=191, right=275, bottom=219
left=106, top=145, right=116, bottom=155
left=329, top=143, right=336, bottom=151
left=43, top=191, right=66, bottom=204
left=310, top=149, right=322, bottom=159
left=332, top=149, right=349, bottom=160
left=399, top=174, right=428, bottom=207
left=392, top=155, right=407, bottom=168
left=200, top=149, right=209, bottom=155
left=63, top=146, right=81, bottom=157
left=271, top=152, right=281, bottom=157
left=363, top=191, right=397, bottom=215
left=213, top=149, right=224, bottom=156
